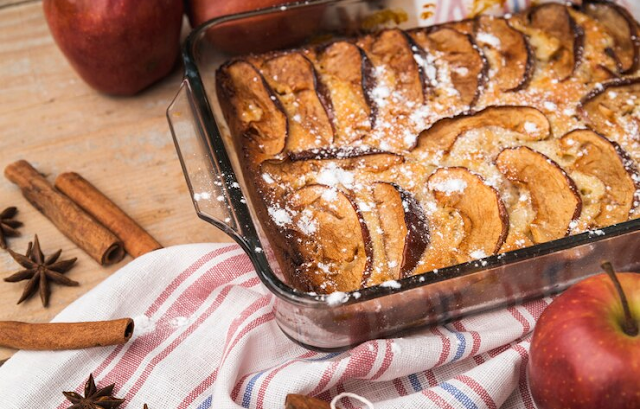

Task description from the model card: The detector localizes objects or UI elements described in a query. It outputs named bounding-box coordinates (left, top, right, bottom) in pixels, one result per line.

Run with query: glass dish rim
left=177, top=0, right=640, bottom=309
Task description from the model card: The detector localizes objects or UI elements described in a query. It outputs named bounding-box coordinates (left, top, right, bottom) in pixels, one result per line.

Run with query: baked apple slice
left=444, top=19, right=474, bottom=35
left=373, top=182, right=429, bottom=279
left=261, top=149, right=405, bottom=191
left=527, top=3, right=583, bottom=81
left=216, top=60, right=288, bottom=162
left=287, top=184, right=371, bottom=293
left=578, top=78, right=640, bottom=138
left=414, top=105, right=550, bottom=155
left=288, top=147, right=404, bottom=164
left=259, top=52, right=334, bottom=152
left=495, top=147, right=582, bottom=244
left=364, top=28, right=426, bottom=106
left=411, top=27, right=487, bottom=107
left=582, top=0, right=639, bottom=74
left=474, top=15, right=533, bottom=91
left=427, top=167, right=508, bottom=262
left=560, top=129, right=639, bottom=226
left=315, top=41, right=375, bottom=143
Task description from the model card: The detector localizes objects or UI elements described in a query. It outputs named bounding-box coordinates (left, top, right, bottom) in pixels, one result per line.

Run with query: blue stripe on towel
left=196, top=395, right=212, bottom=409
left=440, top=382, right=478, bottom=409
left=242, top=371, right=266, bottom=408
left=408, top=373, right=423, bottom=392
left=441, top=382, right=478, bottom=409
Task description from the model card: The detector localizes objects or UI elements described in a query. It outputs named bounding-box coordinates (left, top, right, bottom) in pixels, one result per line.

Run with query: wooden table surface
left=0, top=0, right=232, bottom=362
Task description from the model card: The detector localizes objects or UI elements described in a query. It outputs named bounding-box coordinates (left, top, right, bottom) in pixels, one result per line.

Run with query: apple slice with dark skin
left=259, top=52, right=334, bottom=152
left=373, top=182, right=429, bottom=279
left=529, top=262, right=640, bottom=409
left=473, top=15, right=534, bottom=92
left=582, top=0, right=640, bottom=74
left=578, top=78, right=640, bottom=138
left=414, top=105, right=550, bottom=155
left=287, top=147, right=404, bottom=164
left=286, top=184, right=372, bottom=293
left=495, top=146, right=582, bottom=244
left=216, top=60, right=288, bottom=163
left=411, top=27, right=487, bottom=107
left=402, top=30, right=433, bottom=98
left=314, top=41, right=374, bottom=143
left=527, top=3, right=584, bottom=81
left=427, top=167, right=509, bottom=264
left=362, top=28, right=426, bottom=106
left=260, top=149, right=405, bottom=194
left=559, top=129, right=639, bottom=227
left=443, top=19, right=474, bottom=35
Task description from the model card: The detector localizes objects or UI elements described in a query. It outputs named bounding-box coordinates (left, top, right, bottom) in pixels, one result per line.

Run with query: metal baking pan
left=167, top=0, right=640, bottom=351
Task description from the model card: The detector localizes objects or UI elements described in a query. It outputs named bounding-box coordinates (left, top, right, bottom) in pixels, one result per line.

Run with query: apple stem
left=601, top=262, right=638, bottom=337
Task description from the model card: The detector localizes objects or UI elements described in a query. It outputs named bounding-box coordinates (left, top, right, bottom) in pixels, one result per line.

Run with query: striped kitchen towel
left=0, top=243, right=550, bottom=409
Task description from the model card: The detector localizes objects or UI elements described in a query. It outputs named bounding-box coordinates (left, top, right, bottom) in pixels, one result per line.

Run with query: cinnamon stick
left=4, top=160, right=125, bottom=265
left=0, top=318, right=134, bottom=350
left=55, top=172, right=162, bottom=258
left=285, top=394, right=331, bottom=409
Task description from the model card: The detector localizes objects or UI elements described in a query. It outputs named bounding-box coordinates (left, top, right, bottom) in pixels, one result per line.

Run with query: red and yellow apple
left=529, top=265, right=639, bottom=409
left=43, top=0, right=184, bottom=96
left=186, top=0, right=325, bottom=54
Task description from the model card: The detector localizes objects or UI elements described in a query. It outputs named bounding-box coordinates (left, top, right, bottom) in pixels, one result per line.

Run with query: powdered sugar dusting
left=317, top=163, right=355, bottom=188
left=380, top=280, right=402, bottom=289
left=523, top=121, right=539, bottom=133
left=268, top=207, right=292, bottom=227
left=469, top=249, right=487, bottom=259
left=297, top=209, right=317, bottom=235
left=430, top=178, right=467, bottom=194
left=225, top=9, right=640, bottom=295
left=321, top=188, right=338, bottom=202
left=325, top=291, right=349, bottom=306
left=477, top=32, right=501, bottom=48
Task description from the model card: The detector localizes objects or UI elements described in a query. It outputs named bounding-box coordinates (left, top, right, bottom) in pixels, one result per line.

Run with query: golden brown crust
left=410, top=26, right=487, bottom=107
left=559, top=129, right=639, bottom=227
left=414, top=105, right=550, bottom=155
left=216, top=60, right=288, bottom=164
left=582, top=0, right=640, bottom=74
left=314, top=41, right=374, bottom=143
left=473, top=16, right=534, bottom=92
left=373, top=182, right=429, bottom=279
left=495, top=146, right=582, bottom=244
left=527, top=3, right=584, bottom=82
left=425, top=167, right=508, bottom=270
left=578, top=78, right=640, bottom=141
left=216, top=3, right=640, bottom=294
left=285, top=184, right=372, bottom=293
left=258, top=52, right=335, bottom=152
left=362, top=29, right=425, bottom=107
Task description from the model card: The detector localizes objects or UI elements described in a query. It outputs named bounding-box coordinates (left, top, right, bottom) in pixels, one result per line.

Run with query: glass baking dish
left=167, top=0, right=640, bottom=351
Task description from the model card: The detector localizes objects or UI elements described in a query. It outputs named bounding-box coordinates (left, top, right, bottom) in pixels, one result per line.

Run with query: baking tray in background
left=167, top=0, right=640, bottom=351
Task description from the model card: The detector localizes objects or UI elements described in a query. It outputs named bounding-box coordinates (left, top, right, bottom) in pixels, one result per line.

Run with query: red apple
left=529, top=263, right=640, bottom=409
left=43, top=0, right=184, bottom=96
left=186, top=0, right=325, bottom=55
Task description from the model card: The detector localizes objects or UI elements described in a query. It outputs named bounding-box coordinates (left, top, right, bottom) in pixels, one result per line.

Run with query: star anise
left=0, top=206, right=23, bottom=249
left=3, top=235, right=78, bottom=306
left=63, top=373, right=125, bottom=409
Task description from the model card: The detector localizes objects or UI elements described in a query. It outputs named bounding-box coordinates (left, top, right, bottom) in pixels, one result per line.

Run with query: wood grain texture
left=0, top=0, right=38, bottom=9
left=0, top=1, right=232, bottom=361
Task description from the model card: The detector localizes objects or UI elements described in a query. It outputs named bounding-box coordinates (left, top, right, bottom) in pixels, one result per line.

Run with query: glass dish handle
left=167, top=80, right=244, bottom=240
